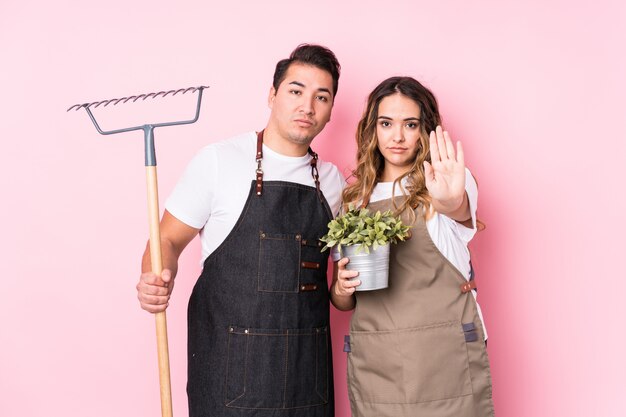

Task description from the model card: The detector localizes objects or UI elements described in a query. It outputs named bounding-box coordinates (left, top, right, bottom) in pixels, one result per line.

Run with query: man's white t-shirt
left=165, top=131, right=346, bottom=264
left=367, top=169, right=488, bottom=339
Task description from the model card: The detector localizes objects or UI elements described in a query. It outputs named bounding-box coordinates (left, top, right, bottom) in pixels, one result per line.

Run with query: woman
left=331, top=76, right=494, bottom=416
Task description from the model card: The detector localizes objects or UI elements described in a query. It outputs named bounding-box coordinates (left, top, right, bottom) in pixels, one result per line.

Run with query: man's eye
left=317, top=96, right=328, bottom=102
left=290, top=90, right=302, bottom=95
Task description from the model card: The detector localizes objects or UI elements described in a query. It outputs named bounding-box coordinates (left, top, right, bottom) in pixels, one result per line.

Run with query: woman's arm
left=330, top=257, right=360, bottom=311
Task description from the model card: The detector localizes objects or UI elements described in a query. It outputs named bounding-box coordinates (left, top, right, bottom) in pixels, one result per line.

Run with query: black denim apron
left=187, top=131, right=334, bottom=417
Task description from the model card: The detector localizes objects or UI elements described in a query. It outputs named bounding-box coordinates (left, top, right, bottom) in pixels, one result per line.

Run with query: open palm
left=424, top=126, right=465, bottom=204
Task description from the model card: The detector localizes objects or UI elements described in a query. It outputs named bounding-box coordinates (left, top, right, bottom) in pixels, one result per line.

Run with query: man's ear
left=267, top=86, right=276, bottom=109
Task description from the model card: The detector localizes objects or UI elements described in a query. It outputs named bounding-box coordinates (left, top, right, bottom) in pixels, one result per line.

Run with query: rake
left=68, top=85, right=209, bottom=417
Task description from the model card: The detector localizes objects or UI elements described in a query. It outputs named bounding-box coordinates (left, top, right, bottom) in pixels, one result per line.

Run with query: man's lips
left=294, top=118, right=314, bottom=127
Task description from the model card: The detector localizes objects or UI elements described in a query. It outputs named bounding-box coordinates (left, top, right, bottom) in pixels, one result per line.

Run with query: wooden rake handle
left=146, top=166, right=173, bottom=417
left=73, top=86, right=210, bottom=417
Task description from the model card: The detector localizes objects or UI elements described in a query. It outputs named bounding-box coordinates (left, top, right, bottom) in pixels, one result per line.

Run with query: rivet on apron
left=300, top=283, right=319, bottom=292
left=244, top=329, right=248, bottom=334
left=460, top=280, right=477, bottom=293
left=295, top=234, right=301, bottom=241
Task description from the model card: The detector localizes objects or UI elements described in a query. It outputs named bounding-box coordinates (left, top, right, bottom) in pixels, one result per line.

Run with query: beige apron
left=347, top=198, right=494, bottom=417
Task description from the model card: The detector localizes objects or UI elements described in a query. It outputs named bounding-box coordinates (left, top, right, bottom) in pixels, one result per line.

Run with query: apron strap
left=463, top=259, right=478, bottom=293
left=307, top=147, right=322, bottom=196
left=255, top=131, right=264, bottom=196
left=255, top=130, right=322, bottom=197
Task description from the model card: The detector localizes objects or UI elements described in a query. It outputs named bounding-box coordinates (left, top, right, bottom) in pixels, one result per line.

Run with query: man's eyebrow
left=288, top=81, right=332, bottom=96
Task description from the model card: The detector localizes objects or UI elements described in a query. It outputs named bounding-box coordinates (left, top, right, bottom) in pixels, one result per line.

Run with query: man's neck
left=262, top=127, right=310, bottom=157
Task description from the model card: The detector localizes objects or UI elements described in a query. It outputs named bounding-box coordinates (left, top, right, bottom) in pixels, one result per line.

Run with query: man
left=137, top=44, right=344, bottom=417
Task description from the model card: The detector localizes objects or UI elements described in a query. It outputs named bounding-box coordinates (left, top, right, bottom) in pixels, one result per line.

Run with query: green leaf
left=319, top=207, right=410, bottom=252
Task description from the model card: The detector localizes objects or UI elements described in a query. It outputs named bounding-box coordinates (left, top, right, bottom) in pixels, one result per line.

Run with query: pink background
left=2, top=1, right=625, bottom=416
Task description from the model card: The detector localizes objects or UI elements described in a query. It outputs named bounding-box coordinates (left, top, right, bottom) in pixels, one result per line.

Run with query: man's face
left=267, top=63, right=334, bottom=147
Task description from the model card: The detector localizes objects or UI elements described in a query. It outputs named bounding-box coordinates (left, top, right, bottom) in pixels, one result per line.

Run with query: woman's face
left=376, top=93, right=422, bottom=182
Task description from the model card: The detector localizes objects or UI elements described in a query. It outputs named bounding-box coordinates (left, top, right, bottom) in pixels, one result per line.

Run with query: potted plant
left=320, top=207, right=410, bottom=291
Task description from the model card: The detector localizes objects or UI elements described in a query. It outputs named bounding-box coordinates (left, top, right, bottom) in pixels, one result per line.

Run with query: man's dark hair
left=272, top=44, right=341, bottom=97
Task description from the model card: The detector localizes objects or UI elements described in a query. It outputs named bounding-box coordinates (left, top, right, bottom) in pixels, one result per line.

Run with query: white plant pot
left=340, top=244, right=390, bottom=291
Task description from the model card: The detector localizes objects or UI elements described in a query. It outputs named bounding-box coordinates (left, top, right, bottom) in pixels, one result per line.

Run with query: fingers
left=443, top=130, right=456, bottom=160
left=337, top=257, right=350, bottom=270
left=456, top=140, right=465, bottom=167
left=138, top=294, right=169, bottom=313
left=429, top=130, right=440, bottom=162
left=423, top=160, right=434, bottom=181
left=140, top=271, right=167, bottom=286
left=335, top=257, right=360, bottom=296
left=161, top=269, right=171, bottom=283
left=436, top=126, right=449, bottom=160
left=137, top=271, right=173, bottom=313
left=430, top=126, right=461, bottom=163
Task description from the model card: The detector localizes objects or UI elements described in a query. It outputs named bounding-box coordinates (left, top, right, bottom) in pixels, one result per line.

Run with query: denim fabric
left=187, top=181, right=334, bottom=417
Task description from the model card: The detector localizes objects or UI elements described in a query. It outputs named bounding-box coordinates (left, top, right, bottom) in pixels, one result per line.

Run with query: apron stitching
left=350, top=320, right=458, bottom=334
left=352, top=391, right=475, bottom=405
left=283, top=331, right=289, bottom=408
left=224, top=331, right=249, bottom=406
left=256, top=232, right=302, bottom=293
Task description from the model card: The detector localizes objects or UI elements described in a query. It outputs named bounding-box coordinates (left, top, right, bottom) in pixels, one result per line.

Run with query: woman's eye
left=406, top=122, right=418, bottom=129
left=380, top=121, right=391, bottom=127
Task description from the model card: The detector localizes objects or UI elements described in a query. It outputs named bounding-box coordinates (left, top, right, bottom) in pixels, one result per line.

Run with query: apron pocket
left=258, top=232, right=301, bottom=292
left=300, top=244, right=328, bottom=287
left=225, top=326, right=328, bottom=409
left=349, top=321, right=472, bottom=404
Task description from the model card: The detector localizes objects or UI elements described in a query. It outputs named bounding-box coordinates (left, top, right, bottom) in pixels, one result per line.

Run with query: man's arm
left=137, top=210, right=200, bottom=313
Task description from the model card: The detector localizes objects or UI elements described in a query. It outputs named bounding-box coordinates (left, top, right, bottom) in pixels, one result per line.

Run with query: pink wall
left=2, top=0, right=625, bottom=416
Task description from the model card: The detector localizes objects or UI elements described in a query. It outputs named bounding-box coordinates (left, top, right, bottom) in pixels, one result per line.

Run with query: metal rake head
left=68, top=84, right=209, bottom=166
left=67, top=85, right=209, bottom=112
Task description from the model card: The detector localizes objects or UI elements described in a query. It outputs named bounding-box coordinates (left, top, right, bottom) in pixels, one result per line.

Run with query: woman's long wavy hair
left=343, top=76, right=441, bottom=222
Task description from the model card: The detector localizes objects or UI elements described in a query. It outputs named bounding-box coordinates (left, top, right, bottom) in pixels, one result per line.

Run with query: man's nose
left=299, top=95, right=315, bottom=115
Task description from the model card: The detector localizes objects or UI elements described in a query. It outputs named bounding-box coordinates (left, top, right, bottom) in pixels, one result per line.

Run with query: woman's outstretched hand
left=424, top=126, right=466, bottom=214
